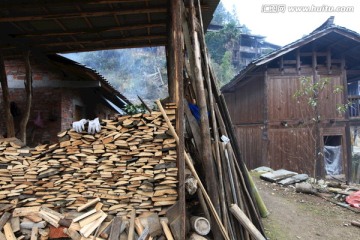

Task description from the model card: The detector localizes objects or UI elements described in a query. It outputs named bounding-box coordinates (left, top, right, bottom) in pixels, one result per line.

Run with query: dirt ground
left=253, top=174, right=360, bottom=240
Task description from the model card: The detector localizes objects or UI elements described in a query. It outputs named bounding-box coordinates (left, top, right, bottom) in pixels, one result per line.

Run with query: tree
left=293, top=76, right=348, bottom=179
left=205, top=2, right=241, bottom=87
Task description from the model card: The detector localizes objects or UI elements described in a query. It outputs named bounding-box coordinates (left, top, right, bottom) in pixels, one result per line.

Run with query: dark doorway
left=323, top=135, right=343, bottom=175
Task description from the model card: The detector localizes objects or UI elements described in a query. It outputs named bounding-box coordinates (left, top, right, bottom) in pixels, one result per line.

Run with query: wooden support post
left=341, top=56, right=351, bottom=182
left=19, top=51, right=33, bottom=145
left=326, top=48, right=332, bottom=74
left=296, top=49, right=301, bottom=75
left=168, top=0, right=185, bottom=239
left=279, top=56, right=284, bottom=75
left=0, top=52, right=15, bottom=137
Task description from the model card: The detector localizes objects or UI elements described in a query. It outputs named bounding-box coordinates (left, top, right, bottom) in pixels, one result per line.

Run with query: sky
left=222, top=0, right=360, bottom=46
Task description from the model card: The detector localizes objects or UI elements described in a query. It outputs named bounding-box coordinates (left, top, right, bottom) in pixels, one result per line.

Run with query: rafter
left=35, top=35, right=167, bottom=47
left=11, top=23, right=166, bottom=38
left=0, top=0, right=153, bottom=8
left=0, top=6, right=167, bottom=22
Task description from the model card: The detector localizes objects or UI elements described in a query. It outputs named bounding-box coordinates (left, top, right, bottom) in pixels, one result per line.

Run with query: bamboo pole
left=188, top=0, right=221, bottom=226
left=195, top=0, right=228, bottom=226
left=229, top=204, right=266, bottom=240
left=156, top=100, right=230, bottom=240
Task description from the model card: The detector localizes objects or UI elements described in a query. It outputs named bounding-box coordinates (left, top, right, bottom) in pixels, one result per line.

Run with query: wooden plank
left=127, top=209, right=136, bottom=240
left=30, top=227, right=38, bottom=240
left=10, top=217, right=20, bottom=233
left=73, top=209, right=97, bottom=223
left=20, top=221, right=47, bottom=229
left=77, top=198, right=100, bottom=212
left=109, top=217, right=122, bottom=240
left=0, top=212, right=11, bottom=230
left=3, top=222, right=16, bottom=240
left=39, top=211, right=60, bottom=228
left=79, top=212, right=107, bottom=238
left=41, top=206, right=64, bottom=220
left=79, top=211, right=103, bottom=227
left=0, top=232, right=5, bottom=240
left=64, top=227, right=81, bottom=240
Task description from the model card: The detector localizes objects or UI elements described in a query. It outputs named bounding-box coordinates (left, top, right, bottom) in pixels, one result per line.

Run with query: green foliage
left=293, top=76, right=348, bottom=115
left=206, top=23, right=241, bottom=64
left=205, top=2, right=244, bottom=87
left=123, top=104, right=147, bottom=115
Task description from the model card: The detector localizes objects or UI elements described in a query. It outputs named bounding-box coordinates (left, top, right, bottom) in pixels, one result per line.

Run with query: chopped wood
left=109, top=217, right=122, bottom=240
left=79, top=212, right=107, bottom=238
left=0, top=212, right=11, bottom=230
left=63, top=227, right=81, bottom=240
left=20, top=220, right=47, bottom=229
left=10, top=217, right=20, bottom=233
left=77, top=198, right=100, bottom=212
left=79, top=211, right=103, bottom=227
left=39, top=210, right=60, bottom=228
left=30, top=227, right=38, bottom=240
left=0, top=111, right=180, bottom=238
left=3, top=222, right=16, bottom=240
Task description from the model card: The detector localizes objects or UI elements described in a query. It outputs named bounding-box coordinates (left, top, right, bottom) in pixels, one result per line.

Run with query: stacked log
left=0, top=110, right=178, bottom=239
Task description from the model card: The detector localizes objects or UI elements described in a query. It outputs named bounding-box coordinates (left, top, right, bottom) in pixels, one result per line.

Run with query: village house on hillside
left=0, top=54, right=130, bottom=145
left=222, top=17, right=360, bottom=182
left=208, top=24, right=280, bottom=69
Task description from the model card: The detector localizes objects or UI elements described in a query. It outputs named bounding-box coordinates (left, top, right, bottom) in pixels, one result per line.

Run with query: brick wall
left=1, top=57, right=119, bottom=146
left=0, top=88, right=61, bottom=145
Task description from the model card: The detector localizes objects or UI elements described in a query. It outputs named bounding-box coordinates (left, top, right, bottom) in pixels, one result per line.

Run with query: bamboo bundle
left=176, top=0, right=266, bottom=239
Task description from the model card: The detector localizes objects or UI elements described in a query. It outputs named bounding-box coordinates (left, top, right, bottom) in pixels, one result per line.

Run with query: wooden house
left=222, top=18, right=360, bottom=181
left=207, top=24, right=280, bottom=70
left=0, top=54, right=130, bottom=145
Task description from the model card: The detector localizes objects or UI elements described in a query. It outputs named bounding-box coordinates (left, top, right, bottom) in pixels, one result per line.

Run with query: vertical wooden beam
left=19, top=51, right=33, bottom=145
left=341, top=56, right=351, bottom=182
left=326, top=48, right=332, bottom=74
left=168, top=0, right=185, bottom=239
left=262, top=70, right=269, bottom=166
left=279, top=56, right=284, bottom=75
left=0, top=52, right=15, bottom=137
left=296, top=49, right=301, bottom=75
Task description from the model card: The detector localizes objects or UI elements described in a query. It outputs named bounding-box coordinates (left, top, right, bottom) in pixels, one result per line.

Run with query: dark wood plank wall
left=234, top=125, right=263, bottom=170
left=230, top=76, right=265, bottom=124
left=318, top=75, right=344, bottom=120
left=268, top=127, right=315, bottom=174
left=267, top=71, right=345, bottom=122
left=267, top=75, right=304, bottom=122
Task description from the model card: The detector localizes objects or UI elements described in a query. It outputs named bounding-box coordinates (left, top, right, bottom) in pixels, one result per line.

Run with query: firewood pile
left=0, top=109, right=180, bottom=239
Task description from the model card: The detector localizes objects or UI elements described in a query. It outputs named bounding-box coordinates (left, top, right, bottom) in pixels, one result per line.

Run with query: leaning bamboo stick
left=156, top=100, right=230, bottom=240
left=229, top=204, right=266, bottom=240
